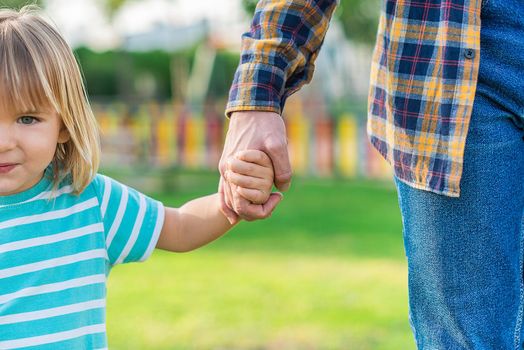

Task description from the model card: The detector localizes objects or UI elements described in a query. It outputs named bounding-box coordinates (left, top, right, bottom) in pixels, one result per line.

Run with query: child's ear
left=57, top=126, right=70, bottom=144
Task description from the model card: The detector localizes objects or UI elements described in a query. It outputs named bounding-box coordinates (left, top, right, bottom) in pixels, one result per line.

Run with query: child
left=0, top=6, right=281, bottom=349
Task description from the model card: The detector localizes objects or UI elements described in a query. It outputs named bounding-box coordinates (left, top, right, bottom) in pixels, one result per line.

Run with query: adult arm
left=220, top=0, right=339, bottom=223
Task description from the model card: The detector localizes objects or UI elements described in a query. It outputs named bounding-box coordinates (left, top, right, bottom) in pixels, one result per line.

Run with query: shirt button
left=464, top=48, right=475, bottom=59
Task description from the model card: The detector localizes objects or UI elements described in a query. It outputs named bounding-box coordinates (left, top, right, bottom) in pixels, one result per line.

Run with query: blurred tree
left=0, top=0, right=43, bottom=9
left=241, top=0, right=380, bottom=45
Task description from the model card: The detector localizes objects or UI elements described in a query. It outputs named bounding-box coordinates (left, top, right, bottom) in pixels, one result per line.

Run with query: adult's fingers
left=262, top=192, right=283, bottom=216
left=219, top=177, right=239, bottom=224
left=223, top=178, right=235, bottom=216
left=231, top=187, right=254, bottom=220
left=265, top=139, right=292, bottom=192
left=233, top=192, right=283, bottom=221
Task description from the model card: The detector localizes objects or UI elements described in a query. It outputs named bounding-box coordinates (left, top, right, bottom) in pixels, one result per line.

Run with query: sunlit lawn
left=105, top=171, right=416, bottom=350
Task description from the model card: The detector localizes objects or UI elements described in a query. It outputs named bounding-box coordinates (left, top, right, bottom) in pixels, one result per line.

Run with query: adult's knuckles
left=265, top=140, right=286, bottom=154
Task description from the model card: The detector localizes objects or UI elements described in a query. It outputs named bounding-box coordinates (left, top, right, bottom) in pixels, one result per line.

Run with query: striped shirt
left=226, top=0, right=483, bottom=197
left=0, top=168, right=164, bottom=349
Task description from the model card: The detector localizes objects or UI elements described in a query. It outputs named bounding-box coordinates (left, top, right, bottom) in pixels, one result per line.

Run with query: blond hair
left=0, top=5, right=100, bottom=195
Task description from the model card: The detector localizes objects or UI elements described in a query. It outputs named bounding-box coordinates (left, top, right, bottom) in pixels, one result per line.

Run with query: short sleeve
left=91, top=174, right=165, bottom=266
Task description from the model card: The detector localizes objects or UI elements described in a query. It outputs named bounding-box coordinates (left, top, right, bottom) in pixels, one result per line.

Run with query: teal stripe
left=0, top=199, right=99, bottom=237
left=17, top=332, right=107, bottom=350
left=0, top=307, right=105, bottom=341
left=125, top=200, right=161, bottom=263
left=0, top=258, right=107, bottom=295
left=1, top=282, right=105, bottom=313
left=0, top=209, right=101, bottom=245
left=0, top=234, right=105, bottom=270
left=0, top=187, right=99, bottom=226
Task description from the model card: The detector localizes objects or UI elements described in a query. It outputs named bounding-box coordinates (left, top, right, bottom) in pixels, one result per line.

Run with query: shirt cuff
left=225, top=62, right=287, bottom=117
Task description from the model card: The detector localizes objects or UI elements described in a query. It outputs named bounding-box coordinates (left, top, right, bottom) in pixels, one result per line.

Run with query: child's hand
left=225, top=150, right=274, bottom=205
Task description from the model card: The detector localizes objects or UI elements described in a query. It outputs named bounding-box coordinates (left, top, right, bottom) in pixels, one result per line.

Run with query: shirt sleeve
left=225, top=0, right=338, bottom=117
left=91, top=174, right=165, bottom=266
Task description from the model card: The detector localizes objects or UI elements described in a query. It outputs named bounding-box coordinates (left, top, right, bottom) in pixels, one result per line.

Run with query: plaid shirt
left=226, top=0, right=482, bottom=197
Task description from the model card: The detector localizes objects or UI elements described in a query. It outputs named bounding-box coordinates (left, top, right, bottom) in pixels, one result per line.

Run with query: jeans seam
left=513, top=211, right=524, bottom=349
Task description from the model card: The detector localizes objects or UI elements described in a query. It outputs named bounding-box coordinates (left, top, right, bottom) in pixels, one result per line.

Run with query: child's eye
left=18, top=116, right=39, bottom=125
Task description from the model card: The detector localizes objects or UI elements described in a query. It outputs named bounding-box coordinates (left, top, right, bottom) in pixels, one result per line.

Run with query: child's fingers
left=235, top=150, right=273, bottom=168
left=228, top=158, right=272, bottom=179
left=226, top=170, right=272, bottom=191
left=236, top=187, right=270, bottom=205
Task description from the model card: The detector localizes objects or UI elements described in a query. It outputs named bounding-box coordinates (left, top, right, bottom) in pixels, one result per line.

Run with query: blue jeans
left=395, top=98, right=524, bottom=349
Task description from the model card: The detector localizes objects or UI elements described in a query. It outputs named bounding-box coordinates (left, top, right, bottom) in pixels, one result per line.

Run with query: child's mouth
left=0, top=164, right=17, bottom=174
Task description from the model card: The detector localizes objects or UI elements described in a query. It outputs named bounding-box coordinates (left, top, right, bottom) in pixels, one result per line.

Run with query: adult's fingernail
left=280, top=182, right=290, bottom=191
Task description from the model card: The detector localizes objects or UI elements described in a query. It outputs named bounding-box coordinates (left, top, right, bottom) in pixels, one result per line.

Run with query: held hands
left=219, top=111, right=292, bottom=224
left=223, top=150, right=283, bottom=222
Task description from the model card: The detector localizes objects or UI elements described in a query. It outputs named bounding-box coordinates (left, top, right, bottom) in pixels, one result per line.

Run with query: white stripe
left=0, top=274, right=106, bottom=305
left=140, top=202, right=165, bottom=262
left=115, top=194, right=146, bottom=264
left=0, top=299, right=105, bottom=325
left=0, top=198, right=98, bottom=230
left=0, top=185, right=74, bottom=208
left=0, top=249, right=107, bottom=279
left=105, top=186, right=129, bottom=247
left=100, top=176, right=111, bottom=219
left=0, top=324, right=106, bottom=349
left=0, top=223, right=104, bottom=254
left=27, top=185, right=74, bottom=203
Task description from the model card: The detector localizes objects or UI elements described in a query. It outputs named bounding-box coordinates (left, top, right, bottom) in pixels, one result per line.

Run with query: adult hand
left=219, top=111, right=292, bottom=223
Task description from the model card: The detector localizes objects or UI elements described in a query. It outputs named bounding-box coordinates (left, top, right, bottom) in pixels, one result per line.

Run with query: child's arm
left=155, top=150, right=281, bottom=252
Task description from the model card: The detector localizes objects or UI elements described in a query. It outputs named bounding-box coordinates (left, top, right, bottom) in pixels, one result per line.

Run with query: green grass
left=105, top=172, right=416, bottom=350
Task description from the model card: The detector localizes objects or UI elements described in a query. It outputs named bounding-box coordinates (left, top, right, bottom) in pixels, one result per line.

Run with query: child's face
left=0, top=103, right=70, bottom=196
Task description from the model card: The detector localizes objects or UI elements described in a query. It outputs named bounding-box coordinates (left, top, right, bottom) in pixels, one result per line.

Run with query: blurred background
left=3, top=0, right=414, bottom=349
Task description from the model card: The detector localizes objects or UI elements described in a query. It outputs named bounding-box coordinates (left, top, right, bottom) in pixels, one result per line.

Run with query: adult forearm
left=226, top=0, right=338, bottom=117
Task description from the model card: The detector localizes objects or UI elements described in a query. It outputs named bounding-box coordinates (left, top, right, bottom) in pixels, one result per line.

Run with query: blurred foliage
left=241, top=0, right=381, bottom=45
left=206, top=50, right=239, bottom=100
left=0, top=0, right=42, bottom=9
left=75, top=48, right=121, bottom=97
left=75, top=47, right=181, bottom=99
left=98, top=0, right=128, bottom=18
left=75, top=46, right=239, bottom=101
left=337, top=0, right=381, bottom=44
left=241, top=0, right=257, bottom=16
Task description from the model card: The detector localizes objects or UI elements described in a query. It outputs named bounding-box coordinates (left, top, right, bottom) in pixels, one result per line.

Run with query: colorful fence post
left=314, top=118, right=333, bottom=177
left=183, top=113, right=205, bottom=168
left=337, top=114, right=359, bottom=177
left=156, top=104, right=177, bottom=167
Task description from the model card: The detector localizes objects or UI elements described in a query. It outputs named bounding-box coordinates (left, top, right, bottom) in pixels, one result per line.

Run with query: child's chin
left=0, top=183, right=21, bottom=196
